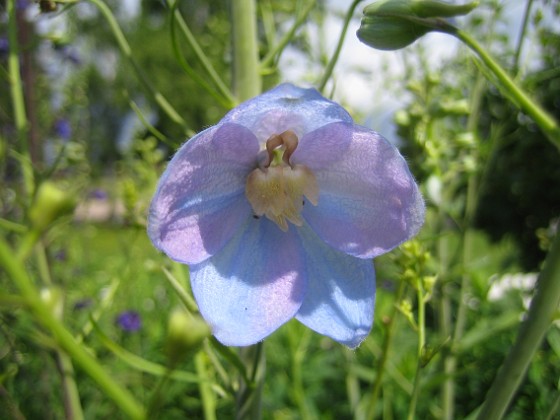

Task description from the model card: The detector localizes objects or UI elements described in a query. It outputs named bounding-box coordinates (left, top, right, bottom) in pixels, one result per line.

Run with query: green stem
left=57, top=351, right=85, bottom=420
left=87, top=0, right=187, bottom=130
left=289, top=328, right=313, bottom=420
left=0, top=237, right=145, bottom=419
left=168, top=0, right=235, bottom=107
left=407, top=280, right=426, bottom=420
left=366, top=280, right=405, bottom=419
left=476, top=230, right=560, bottom=419
left=260, top=0, right=317, bottom=70
left=318, top=0, right=363, bottom=93
left=7, top=0, right=34, bottom=197
left=512, top=0, right=534, bottom=73
left=231, top=0, right=261, bottom=101
left=449, top=27, right=560, bottom=150
left=235, top=343, right=265, bottom=420
left=195, top=351, right=217, bottom=420
left=16, top=229, right=41, bottom=262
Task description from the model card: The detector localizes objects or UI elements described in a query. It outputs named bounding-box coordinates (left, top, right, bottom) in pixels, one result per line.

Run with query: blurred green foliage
left=1, top=0, right=559, bottom=419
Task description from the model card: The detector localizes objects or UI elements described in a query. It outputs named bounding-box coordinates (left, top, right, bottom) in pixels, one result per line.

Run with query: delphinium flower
left=54, top=118, right=72, bottom=140
left=116, top=310, right=142, bottom=332
left=148, top=84, right=425, bottom=348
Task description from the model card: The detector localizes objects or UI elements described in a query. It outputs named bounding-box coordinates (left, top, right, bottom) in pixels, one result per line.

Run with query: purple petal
left=293, top=122, right=425, bottom=258
left=222, top=83, right=353, bottom=144
left=148, top=123, right=259, bottom=264
left=295, top=225, right=375, bottom=348
left=190, top=218, right=306, bottom=346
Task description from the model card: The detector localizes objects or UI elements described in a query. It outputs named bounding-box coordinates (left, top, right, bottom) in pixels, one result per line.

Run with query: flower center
left=245, top=131, right=319, bottom=231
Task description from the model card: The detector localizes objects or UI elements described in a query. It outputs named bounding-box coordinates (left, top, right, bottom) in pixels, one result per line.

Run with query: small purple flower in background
left=88, top=188, right=108, bottom=200
left=54, top=118, right=72, bottom=140
left=148, top=84, right=425, bottom=348
left=116, top=310, right=142, bottom=332
left=60, top=45, right=81, bottom=66
left=16, top=0, right=30, bottom=10
left=73, top=298, right=93, bottom=311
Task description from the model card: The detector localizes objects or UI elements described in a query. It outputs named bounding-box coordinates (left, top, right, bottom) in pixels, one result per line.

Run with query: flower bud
left=28, top=182, right=76, bottom=231
left=165, top=309, right=211, bottom=364
left=40, top=286, right=64, bottom=320
left=357, top=0, right=479, bottom=50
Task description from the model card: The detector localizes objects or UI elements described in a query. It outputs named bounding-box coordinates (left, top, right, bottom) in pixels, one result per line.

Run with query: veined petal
left=295, top=225, right=375, bottom=348
left=293, top=122, right=425, bottom=259
left=148, top=123, right=259, bottom=264
left=222, top=83, right=352, bottom=144
left=191, top=218, right=306, bottom=346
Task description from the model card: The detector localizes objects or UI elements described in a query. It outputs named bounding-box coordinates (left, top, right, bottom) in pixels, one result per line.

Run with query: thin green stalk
left=0, top=237, right=145, bottom=419
left=33, top=238, right=84, bottom=419
left=168, top=0, right=235, bottom=108
left=512, top=0, right=534, bottom=73
left=450, top=27, right=560, bottom=150
left=476, top=231, right=560, bottom=419
left=231, top=0, right=261, bottom=101
left=0, top=218, right=27, bottom=233
left=235, top=342, right=265, bottom=420
left=128, top=99, right=171, bottom=144
left=259, top=0, right=276, bottom=54
left=260, top=0, right=317, bottom=69
left=87, top=0, right=187, bottom=129
left=195, top=351, right=217, bottom=420
left=7, top=0, right=34, bottom=197
left=57, top=351, right=85, bottom=420
left=366, top=281, right=406, bottom=419
left=146, top=367, right=173, bottom=417
left=16, top=229, right=41, bottom=262
left=289, top=328, right=313, bottom=420
left=318, top=0, right=363, bottom=93
left=407, top=280, right=426, bottom=420
left=162, top=266, right=198, bottom=313
left=544, top=389, right=560, bottom=420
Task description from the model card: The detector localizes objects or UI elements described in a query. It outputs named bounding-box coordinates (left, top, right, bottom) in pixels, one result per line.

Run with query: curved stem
left=168, top=0, right=235, bottom=107
left=260, top=0, right=317, bottom=69
left=0, top=237, right=145, bottom=419
left=450, top=27, right=560, bottom=150
left=476, top=230, right=560, bottom=419
left=513, top=0, right=534, bottom=73
left=87, top=0, right=187, bottom=130
left=318, top=0, right=363, bottom=93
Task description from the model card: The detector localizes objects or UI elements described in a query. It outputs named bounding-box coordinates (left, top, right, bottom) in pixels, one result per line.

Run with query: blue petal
left=148, top=123, right=259, bottom=264
left=295, top=225, right=375, bottom=348
left=222, top=83, right=353, bottom=144
left=293, top=122, right=425, bottom=259
left=190, top=218, right=306, bottom=346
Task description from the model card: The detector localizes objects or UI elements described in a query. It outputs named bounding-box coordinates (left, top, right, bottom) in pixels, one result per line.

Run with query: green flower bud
left=28, top=182, right=76, bottom=231
left=165, top=309, right=211, bottom=364
left=357, top=0, right=479, bottom=51
left=40, top=287, right=64, bottom=320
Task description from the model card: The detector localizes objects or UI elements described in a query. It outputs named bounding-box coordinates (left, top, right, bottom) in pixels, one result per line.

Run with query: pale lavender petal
left=148, top=123, right=259, bottom=264
left=191, top=218, right=306, bottom=346
left=222, top=83, right=352, bottom=143
left=292, top=122, right=425, bottom=258
left=295, top=225, right=375, bottom=348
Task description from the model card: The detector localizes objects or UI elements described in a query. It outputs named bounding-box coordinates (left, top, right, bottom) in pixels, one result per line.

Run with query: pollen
left=245, top=131, right=318, bottom=231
